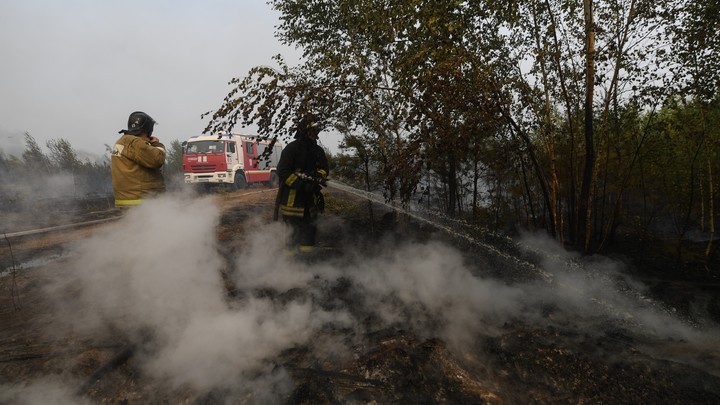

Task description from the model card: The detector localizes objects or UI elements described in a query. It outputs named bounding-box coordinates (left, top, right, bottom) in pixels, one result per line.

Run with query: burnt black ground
left=1, top=186, right=719, bottom=404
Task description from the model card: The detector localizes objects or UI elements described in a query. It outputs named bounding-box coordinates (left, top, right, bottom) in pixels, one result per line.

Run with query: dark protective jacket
left=276, top=137, right=329, bottom=218
left=111, top=134, right=166, bottom=207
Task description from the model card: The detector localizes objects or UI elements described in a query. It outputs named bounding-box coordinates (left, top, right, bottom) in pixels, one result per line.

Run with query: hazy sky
left=0, top=0, right=340, bottom=160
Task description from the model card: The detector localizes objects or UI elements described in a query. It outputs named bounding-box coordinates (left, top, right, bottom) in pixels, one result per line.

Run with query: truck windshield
left=186, top=140, right=224, bottom=154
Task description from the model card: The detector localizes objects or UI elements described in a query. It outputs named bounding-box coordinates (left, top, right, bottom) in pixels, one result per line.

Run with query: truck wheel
left=234, top=172, right=247, bottom=190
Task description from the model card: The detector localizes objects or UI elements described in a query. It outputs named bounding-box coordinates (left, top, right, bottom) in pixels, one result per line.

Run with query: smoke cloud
left=516, top=231, right=717, bottom=342
left=1, top=171, right=112, bottom=235
left=4, top=193, right=718, bottom=403
left=0, top=378, right=94, bottom=405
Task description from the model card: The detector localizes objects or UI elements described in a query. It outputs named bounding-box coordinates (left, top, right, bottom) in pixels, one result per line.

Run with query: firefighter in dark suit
left=275, top=114, right=329, bottom=253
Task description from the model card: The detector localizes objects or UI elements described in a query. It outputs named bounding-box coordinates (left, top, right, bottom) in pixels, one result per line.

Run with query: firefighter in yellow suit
left=111, top=111, right=166, bottom=208
left=276, top=114, right=329, bottom=253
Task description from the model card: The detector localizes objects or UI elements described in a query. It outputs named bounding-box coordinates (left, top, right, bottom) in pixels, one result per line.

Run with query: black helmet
left=295, top=114, right=324, bottom=139
left=119, top=111, right=156, bottom=135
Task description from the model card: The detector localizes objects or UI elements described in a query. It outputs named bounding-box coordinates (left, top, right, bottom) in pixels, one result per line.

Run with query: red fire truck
left=182, top=133, right=282, bottom=189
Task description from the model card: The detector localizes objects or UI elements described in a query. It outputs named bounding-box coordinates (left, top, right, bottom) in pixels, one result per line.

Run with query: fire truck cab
left=182, top=133, right=282, bottom=189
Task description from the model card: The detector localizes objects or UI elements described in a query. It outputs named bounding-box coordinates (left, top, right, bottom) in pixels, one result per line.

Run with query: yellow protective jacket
left=111, top=134, right=166, bottom=207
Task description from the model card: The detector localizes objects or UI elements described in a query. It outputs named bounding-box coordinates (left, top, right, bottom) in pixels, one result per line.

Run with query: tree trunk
left=706, top=159, right=715, bottom=262
left=531, top=2, right=560, bottom=240
left=473, top=156, right=479, bottom=220
left=520, top=155, right=538, bottom=228
left=579, top=0, right=596, bottom=253
left=596, top=0, right=638, bottom=253
left=544, top=0, right=579, bottom=243
left=502, top=109, right=557, bottom=238
left=447, top=149, right=457, bottom=216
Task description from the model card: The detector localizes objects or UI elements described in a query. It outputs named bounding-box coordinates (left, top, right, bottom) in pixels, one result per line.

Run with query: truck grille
left=190, top=165, right=216, bottom=172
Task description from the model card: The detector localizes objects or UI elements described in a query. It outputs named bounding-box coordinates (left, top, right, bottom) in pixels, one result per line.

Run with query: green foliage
left=663, top=0, right=720, bottom=101
left=207, top=0, right=513, bottom=211
left=22, top=132, right=50, bottom=173
left=2, top=133, right=111, bottom=198
left=164, top=139, right=184, bottom=175
left=333, top=133, right=380, bottom=191
left=647, top=96, right=720, bottom=237
left=46, top=138, right=82, bottom=170
left=164, top=139, right=185, bottom=189
left=202, top=0, right=718, bottom=265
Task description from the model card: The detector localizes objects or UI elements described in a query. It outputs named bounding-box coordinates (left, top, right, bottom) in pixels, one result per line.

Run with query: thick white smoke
left=517, top=230, right=717, bottom=342
left=346, top=241, right=528, bottom=347
left=4, top=193, right=718, bottom=404
left=30, top=193, right=354, bottom=402
left=51, top=194, right=228, bottom=339
left=0, top=378, right=94, bottom=405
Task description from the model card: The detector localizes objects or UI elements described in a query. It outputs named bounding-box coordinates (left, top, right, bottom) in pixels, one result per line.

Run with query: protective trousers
left=283, top=215, right=317, bottom=253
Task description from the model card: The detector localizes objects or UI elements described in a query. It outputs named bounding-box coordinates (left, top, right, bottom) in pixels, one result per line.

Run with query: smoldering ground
left=3, top=192, right=719, bottom=404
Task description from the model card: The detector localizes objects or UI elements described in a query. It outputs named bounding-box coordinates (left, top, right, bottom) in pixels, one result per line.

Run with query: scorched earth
left=1, top=184, right=719, bottom=404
